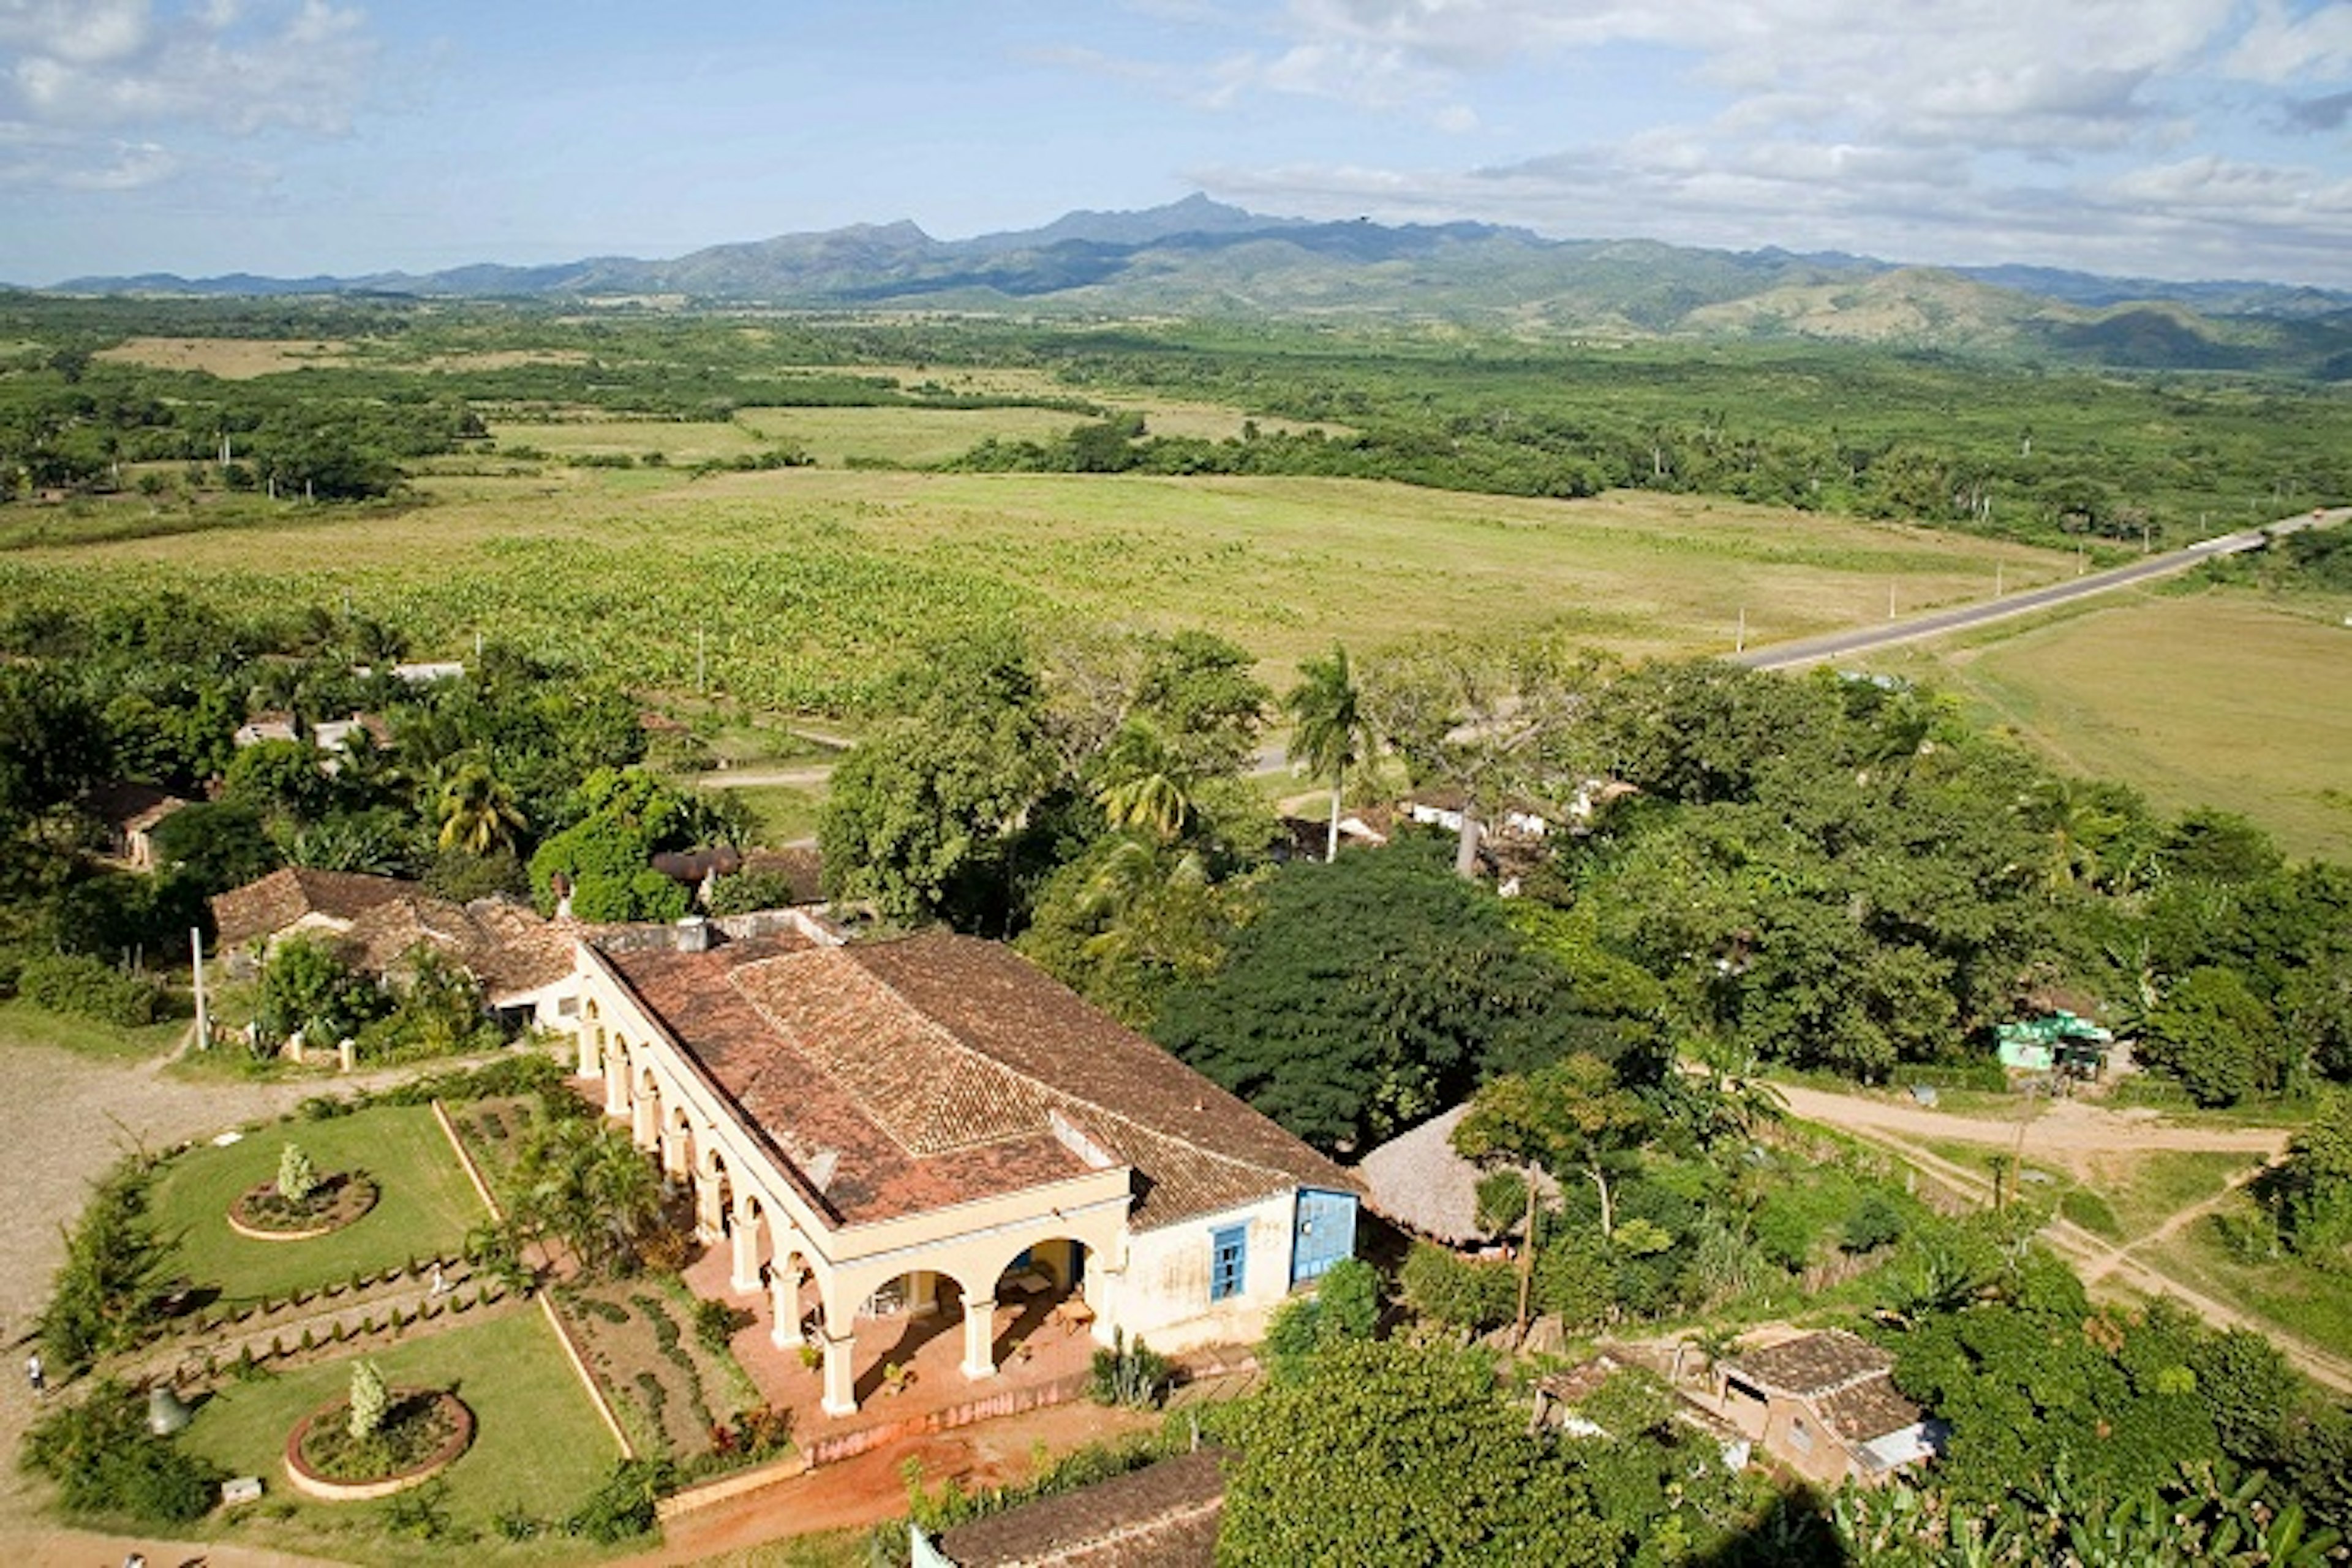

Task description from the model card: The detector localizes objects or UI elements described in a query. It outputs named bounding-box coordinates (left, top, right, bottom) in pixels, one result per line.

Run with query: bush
left=567, top=1457, right=676, bottom=1543
left=1265, top=1257, right=1381, bottom=1382
left=17, top=952, right=167, bottom=1027
left=21, top=1381, right=224, bottom=1524
left=1842, top=1193, right=1909, bottom=1253
left=1398, top=1241, right=1517, bottom=1333
left=693, top=1297, right=755, bottom=1355
left=39, top=1158, right=165, bottom=1373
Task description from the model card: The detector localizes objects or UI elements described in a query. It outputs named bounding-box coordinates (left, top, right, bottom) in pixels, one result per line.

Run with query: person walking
left=24, top=1351, right=43, bottom=1398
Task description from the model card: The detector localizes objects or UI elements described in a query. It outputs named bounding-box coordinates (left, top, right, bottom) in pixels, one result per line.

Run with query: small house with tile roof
left=924, top=1447, right=1226, bottom=1567
left=1709, top=1329, right=1938, bottom=1487
left=553, top=925, right=1362, bottom=1418
left=209, top=867, right=416, bottom=967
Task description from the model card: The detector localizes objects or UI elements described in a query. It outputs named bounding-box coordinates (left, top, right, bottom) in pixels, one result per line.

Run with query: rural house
left=1703, top=1329, right=1939, bottom=1487
left=551, top=925, right=1362, bottom=1418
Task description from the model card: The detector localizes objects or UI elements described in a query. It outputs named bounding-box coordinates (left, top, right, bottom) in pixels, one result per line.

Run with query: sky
left=3, top=0, right=2350, bottom=289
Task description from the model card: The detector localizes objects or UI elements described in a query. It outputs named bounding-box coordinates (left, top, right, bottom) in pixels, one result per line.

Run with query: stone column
left=768, top=1268, right=802, bottom=1348
left=661, top=1122, right=690, bottom=1183
left=731, top=1210, right=763, bottom=1295
left=576, top=1027, right=599, bottom=1079
left=960, top=1295, right=998, bottom=1382
left=631, top=1080, right=659, bottom=1150
left=820, top=1323, right=858, bottom=1418
left=693, top=1165, right=725, bottom=1244
left=603, top=1045, right=628, bottom=1117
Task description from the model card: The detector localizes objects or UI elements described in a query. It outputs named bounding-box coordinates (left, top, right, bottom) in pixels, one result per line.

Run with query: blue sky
left=4, top=1, right=2350, bottom=287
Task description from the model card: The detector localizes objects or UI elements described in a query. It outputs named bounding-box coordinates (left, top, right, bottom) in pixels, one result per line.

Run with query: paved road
left=1733, top=505, right=2348, bottom=673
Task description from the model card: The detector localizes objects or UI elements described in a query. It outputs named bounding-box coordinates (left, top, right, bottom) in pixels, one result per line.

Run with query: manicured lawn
left=149, top=1104, right=489, bottom=1303
left=183, top=1308, right=623, bottom=1559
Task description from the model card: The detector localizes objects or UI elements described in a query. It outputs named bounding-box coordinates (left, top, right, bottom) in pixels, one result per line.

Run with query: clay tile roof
left=1725, top=1330, right=1895, bottom=1400
left=601, top=930, right=1357, bottom=1230
left=82, top=780, right=179, bottom=828
left=936, top=1449, right=1224, bottom=1568
left=1814, top=1377, right=1925, bottom=1445
left=209, top=867, right=413, bottom=949
left=328, top=892, right=573, bottom=1001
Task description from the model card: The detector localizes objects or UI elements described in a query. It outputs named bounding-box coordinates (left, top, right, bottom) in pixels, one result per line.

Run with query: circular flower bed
left=284, top=1388, right=473, bottom=1502
left=228, top=1172, right=378, bottom=1241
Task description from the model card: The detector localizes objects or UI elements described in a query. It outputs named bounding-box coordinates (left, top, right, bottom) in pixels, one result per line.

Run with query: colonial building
left=554, top=925, right=1361, bottom=1417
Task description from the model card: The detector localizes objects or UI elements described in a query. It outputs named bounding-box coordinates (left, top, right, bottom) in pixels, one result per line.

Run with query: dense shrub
left=17, top=952, right=167, bottom=1026
left=21, top=1381, right=223, bottom=1523
left=1399, top=1240, right=1518, bottom=1333
left=39, top=1158, right=164, bottom=1372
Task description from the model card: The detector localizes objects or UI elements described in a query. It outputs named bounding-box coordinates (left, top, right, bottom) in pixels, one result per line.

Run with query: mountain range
left=45, top=194, right=2352, bottom=377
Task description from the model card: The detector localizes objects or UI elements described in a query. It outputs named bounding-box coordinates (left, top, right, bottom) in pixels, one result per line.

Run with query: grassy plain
left=180, top=1310, right=621, bottom=1561
left=148, top=1104, right=489, bottom=1303
left=0, top=464, right=2073, bottom=713
left=1863, top=587, right=2352, bottom=861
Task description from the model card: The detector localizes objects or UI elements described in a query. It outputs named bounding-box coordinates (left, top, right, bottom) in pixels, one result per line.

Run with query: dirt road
left=1779, top=1083, right=2352, bottom=1395
left=1773, top=1082, right=2291, bottom=1163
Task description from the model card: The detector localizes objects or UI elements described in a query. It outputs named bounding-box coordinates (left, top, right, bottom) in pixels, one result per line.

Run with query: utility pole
left=190, top=927, right=209, bottom=1050
left=1888, top=581, right=1898, bottom=620
left=1735, top=605, right=1746, bottom=654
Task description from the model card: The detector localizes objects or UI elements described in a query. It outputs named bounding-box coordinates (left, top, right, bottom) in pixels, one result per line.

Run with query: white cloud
left=0, top=0, right=376, bottom=193
left=2225, top=0, right=2352, bottom=83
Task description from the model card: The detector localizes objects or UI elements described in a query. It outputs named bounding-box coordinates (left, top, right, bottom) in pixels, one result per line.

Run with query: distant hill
left=48, top=196, right=2352, bottom=377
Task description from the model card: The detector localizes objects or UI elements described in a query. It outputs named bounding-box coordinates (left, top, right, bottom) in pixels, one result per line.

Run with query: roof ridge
left=733, top=948, right=1047, bottom=1159
left=850, top=937, right=1311, bottom=1193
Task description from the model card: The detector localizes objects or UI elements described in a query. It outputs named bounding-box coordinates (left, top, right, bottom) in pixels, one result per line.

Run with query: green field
left=148, top=1104, right=491, bottom=1303
left=1864, top=588, right=2352, bottom=861
left=182, top=1310, right=622, bottom=1561
left=0, top=468, right=2072, bottom=713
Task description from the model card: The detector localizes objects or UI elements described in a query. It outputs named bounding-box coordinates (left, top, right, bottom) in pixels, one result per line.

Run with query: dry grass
left=1866, top=589, right=2352, bottom=861
left=94, top=336, right=353, bottom=378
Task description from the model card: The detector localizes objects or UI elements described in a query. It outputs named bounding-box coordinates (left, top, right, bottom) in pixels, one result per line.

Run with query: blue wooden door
left=1291, top=1189, right=1358, bottom=1285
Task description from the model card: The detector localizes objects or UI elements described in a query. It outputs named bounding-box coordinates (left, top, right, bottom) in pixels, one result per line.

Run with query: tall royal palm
left=1284, top=644, right=1371, bottom=862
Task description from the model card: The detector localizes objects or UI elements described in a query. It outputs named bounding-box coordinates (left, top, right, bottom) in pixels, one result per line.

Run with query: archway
left=847, top=1267, right=966, bottom=1404
left=986, top=1239, right=1092, bottom=1368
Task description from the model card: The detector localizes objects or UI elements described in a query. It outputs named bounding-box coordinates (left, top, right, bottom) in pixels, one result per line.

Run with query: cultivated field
left=0, top=467, right=2073, bottom=712
left=1865, top=588, right=2352, bottom=861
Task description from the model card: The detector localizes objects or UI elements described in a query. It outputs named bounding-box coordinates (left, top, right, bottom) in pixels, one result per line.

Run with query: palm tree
left=511, top=1120, right=662, bottom=1276
left=436, top=759, right=526, bottom=857
left=1093, top=722, right=1194, bottom=843
left=1284, top=644, right=1372, bottom=862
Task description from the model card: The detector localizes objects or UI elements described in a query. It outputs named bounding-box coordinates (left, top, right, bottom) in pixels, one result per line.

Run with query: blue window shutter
left=1291, top=1189, right=1359, bottom=1284
left=1210, top=1224, right=1248, bottom=1300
